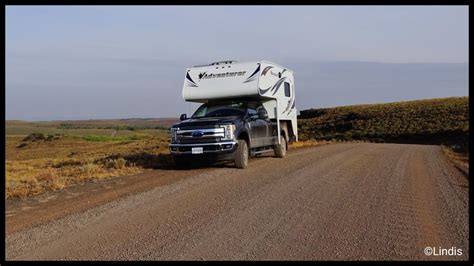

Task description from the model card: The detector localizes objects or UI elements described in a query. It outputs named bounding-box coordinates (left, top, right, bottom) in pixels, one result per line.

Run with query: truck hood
left=172, top=116, right=241, bottom=128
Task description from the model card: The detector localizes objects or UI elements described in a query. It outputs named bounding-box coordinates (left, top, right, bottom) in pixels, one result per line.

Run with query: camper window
left=284, top=82, right=291, bottom=97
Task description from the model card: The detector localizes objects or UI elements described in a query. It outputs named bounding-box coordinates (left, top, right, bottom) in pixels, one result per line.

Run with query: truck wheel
left=173, top=156, right=190, bottom=169
left=235, top=139, right=249, bottom=169
left=274, top=135, right=287, bottom=158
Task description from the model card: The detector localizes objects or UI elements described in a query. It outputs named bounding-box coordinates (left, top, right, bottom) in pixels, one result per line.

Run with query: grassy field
left=5, top=118, right=176, bottom=136
left=5, top=119, right=176, bottom=199
left=5, top=97, right=469, bottom=199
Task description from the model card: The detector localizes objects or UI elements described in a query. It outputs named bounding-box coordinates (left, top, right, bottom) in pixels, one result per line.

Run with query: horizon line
left=6, top=96, right=468, bottom=123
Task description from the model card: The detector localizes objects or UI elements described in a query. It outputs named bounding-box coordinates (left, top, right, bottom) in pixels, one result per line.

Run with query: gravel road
left=6, top=143, right=469, bottom=260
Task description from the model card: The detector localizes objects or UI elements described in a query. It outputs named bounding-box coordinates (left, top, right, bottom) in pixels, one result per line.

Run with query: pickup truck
left=169, top=60, right=297, bottom=169
left=169, top=99, right=287, bottom=168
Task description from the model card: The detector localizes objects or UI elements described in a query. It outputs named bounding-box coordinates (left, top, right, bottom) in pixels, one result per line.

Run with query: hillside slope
left=297, top=97, right=469, bottom=152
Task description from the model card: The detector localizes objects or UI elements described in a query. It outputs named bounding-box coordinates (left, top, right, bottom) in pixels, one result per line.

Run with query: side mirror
left=258, top=109, right=268, bottom=120
left=180, top=113, right=187, bottom=121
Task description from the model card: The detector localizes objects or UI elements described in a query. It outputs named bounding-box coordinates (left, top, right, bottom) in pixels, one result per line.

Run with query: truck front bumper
left=169, top=141, right=238, bottom=162
left=169, top=141, right=237, bottom=155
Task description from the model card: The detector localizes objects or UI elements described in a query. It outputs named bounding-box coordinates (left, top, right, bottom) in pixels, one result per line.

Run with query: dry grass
left=289, top=139, right=330, bottom=148
left=6, top=132, right=170, bottom=199
left=289, top=139, right=369, bottom=149
left=5, top=119, right=173, bottom=199
left=441, top=145, right=469, bottom=176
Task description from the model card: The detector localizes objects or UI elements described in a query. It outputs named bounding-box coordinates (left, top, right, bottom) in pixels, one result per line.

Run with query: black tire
left=274, top=135, right=287, bottom=158
left=173, top=155, right=190, bottom=169
left=235, top=139, right=249, bottom=169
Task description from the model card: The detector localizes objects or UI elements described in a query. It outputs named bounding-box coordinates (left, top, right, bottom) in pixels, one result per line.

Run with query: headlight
left=220, top=124, right=235, bottom=141
left=171, top=127, right=179, bottom=142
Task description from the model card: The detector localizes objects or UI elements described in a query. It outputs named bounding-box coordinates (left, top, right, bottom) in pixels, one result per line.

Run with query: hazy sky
left=6, top=6, right=469, bottom=120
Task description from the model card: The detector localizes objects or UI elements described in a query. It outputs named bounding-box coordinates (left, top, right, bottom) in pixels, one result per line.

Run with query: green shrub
left=17, top=143, right=28, bottom=148
left=82, top=135, right=114, bottom=142
left=23, top=133, right=45, bottom=142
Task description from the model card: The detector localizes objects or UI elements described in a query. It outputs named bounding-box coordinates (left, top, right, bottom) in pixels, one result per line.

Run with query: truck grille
left=176, top=128, right=224, bottom=143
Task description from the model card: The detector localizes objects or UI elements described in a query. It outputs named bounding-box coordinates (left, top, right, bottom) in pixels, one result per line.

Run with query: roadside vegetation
left=298, top=97, right=468, bottom=149
left=6, top=119, right=175, bottom=199
left=441, top=145, right=469, bottom=176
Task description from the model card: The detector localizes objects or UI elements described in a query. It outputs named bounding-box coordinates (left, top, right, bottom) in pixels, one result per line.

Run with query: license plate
left=192, top=147, right=203, bottom=154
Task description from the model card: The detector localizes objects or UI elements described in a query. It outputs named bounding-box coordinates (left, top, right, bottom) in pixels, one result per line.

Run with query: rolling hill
left=297, top=96, right=469, bottom=153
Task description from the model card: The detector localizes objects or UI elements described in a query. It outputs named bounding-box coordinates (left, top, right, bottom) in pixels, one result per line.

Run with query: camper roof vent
left=210, top=60, right=237, bottom=65
left=193, top=60, right=237, bottom=67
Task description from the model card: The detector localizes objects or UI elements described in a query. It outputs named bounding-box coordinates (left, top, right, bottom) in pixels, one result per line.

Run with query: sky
left=5, top=6, right=469, bottom=121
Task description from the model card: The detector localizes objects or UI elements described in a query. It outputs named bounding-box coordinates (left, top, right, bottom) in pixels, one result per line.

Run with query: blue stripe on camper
left=271, top=78, right=287, bottom=95
left=261, top=66, right=273, bottom=76
left=258, top=86, right=272, bottom=95
left=187, top=81, right=198, bottom=87
left=243, top=75, right=258, bottom=83
left=286, top=99, right=296, bottom=114
left=186, top=72, right=197, bottom=85
left=244, top=64, right=260, bottom=82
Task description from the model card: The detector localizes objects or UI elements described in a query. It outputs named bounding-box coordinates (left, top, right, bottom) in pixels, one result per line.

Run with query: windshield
left=192, top=101, right=248, bottom=118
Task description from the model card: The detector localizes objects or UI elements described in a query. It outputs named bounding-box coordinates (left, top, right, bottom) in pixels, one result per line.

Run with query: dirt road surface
left=5, top=143, right=469, bottom=260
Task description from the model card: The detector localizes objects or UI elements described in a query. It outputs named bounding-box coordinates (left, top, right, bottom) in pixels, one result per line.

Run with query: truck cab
left=169, top=60, right=297, bottom=168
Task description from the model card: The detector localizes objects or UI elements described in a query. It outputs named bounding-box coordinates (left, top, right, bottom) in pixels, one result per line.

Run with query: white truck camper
left=170, top=60, right=298, bottom=168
